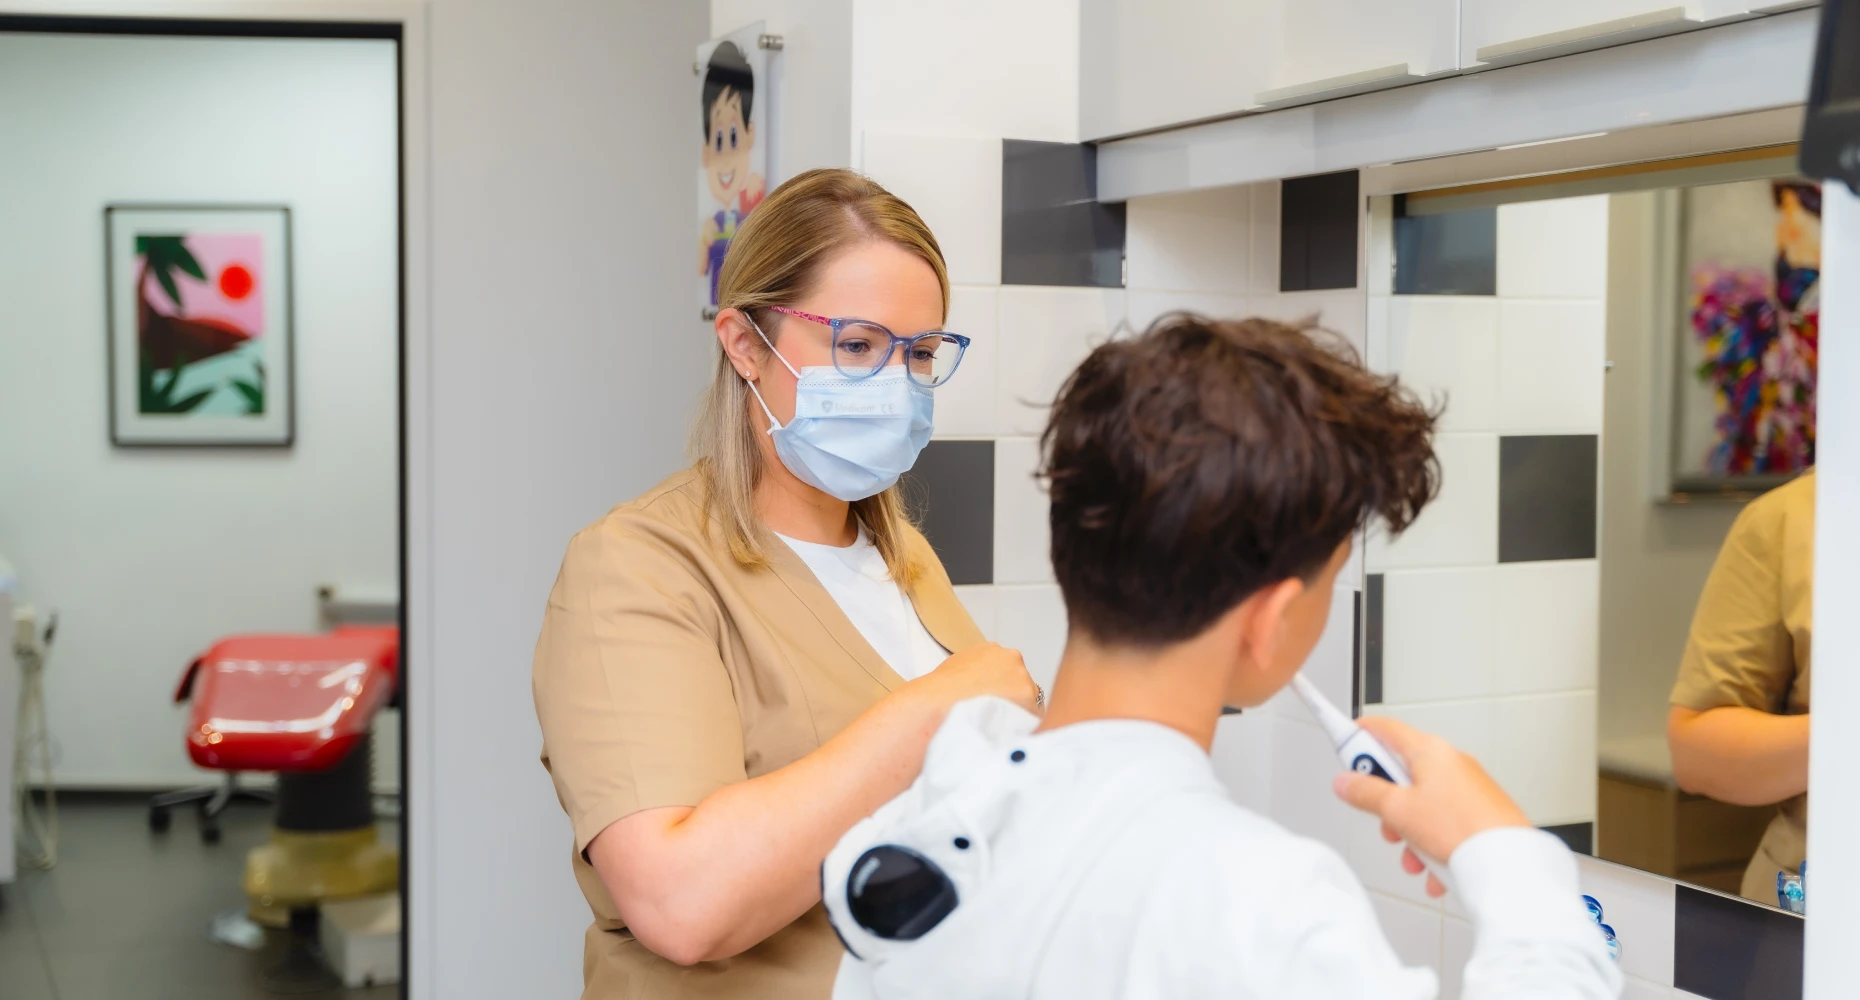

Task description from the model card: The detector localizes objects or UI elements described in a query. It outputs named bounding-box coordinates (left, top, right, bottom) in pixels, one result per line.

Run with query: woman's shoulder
left=560, top=469, right=716, bottom=579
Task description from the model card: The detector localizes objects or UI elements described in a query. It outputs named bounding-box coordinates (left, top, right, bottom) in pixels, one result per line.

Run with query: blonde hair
left=690, top=168, right=951, bottom=585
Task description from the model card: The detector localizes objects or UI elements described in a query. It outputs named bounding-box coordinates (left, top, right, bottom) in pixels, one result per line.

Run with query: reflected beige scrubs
left=531, top=469, right=984, bottom=1000
left=1670, top=470, right=1813, bottom=904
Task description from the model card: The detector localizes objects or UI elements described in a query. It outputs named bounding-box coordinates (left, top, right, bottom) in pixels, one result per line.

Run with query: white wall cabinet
left=1459, top=0, right=1776, bottom=70
left=1079, top=0, right=1278, bottom=139
left=1263, top=0, right=1457, bottom=107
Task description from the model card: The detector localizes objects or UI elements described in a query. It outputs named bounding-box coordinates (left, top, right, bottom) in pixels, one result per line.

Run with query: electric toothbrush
left=1288, top=673, right=1454, bottom=894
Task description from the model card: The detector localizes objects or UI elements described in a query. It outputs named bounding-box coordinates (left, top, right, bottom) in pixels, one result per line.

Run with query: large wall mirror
left=1361, top=143, right=1817, bottom=914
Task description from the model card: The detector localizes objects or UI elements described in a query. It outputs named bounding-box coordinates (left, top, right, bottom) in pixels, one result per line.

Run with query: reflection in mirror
left=1363, top=159, right=1816, bottom=914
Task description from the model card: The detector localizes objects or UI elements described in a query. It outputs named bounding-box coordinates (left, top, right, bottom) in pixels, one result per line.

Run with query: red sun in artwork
left=219, top=264, right=255, bottom=300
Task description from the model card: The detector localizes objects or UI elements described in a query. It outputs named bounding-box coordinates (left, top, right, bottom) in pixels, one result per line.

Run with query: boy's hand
left=1331, top=716, right=1531, bottom=893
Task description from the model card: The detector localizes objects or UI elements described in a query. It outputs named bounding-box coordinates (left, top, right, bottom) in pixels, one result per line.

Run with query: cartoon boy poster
left=698, top=28, right=769, bottom=309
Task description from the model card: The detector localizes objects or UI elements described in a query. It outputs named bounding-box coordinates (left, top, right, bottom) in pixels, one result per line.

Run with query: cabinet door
left=1461, top=0, right=1710, bottom=68
left=1080, top=0, right=1277, bottom=140
left=1268, top=0, right=1458, bottom=102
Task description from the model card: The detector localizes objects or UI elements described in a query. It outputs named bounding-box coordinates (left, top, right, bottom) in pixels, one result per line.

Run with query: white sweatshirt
left=823, top=697, right=1622, bottom=1000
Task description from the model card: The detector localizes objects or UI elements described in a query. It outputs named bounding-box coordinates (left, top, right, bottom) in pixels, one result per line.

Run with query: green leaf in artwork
left=169, top=388, right=214, bottom=414
left=172, top=241, right=206, bottom=281
left=231, top=379, right=265, bottom=414
left=151, top=259, right=183, bottom=309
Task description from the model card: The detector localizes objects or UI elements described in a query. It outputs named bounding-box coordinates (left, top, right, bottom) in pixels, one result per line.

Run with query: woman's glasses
left=768, top=306, right=970, bottom=388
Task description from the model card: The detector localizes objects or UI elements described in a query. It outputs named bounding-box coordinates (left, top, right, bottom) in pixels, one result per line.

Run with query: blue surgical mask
left=744, top=322, right=934, bottom=502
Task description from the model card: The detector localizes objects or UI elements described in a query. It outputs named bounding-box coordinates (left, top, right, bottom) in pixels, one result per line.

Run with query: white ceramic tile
left=860, top=132, right=1003, bottom=287
left=1578, top=854, right=1677, bottom=987
left=1250, top=180, right=1282, bottom=295
left=1304, top=585, right=1360, bottom=713
left=1493, top=560, right=1599, bottom=697
left=1252, top=288, right=1368, bottom=357
left=1381, top=567, right=1498, bottom=704
left=1496, top=195, right=1610, bottom=300
left=953, top=584, right=997, bottom=642
left=1209, top=708, right=1273, bottom=814
left=1368, top=196, right=1395, bottom=297
left=1125, top=290, right=1250, bottom=331
left=996, top=286, right=1127, bottom=436
left=1672, top=991, right=1707, bottom=999
left=1125, top=185, right=1252, bottom=294
left=1488, top=691, right=1597, bottom=827
left=993, top=583, right=1068, bottom=692
left=1496, top=299, right=1606, bottom=433
left=931, top=285, right=999, bottom=438
left=1267, top=713, right=1353, bottom=857
left=992, top=436, right=1052, bottom=584
left=1385, top=296, right=1501, bottom=433
left=1369, top=891, right=1445, bottom=974
left=1440, top=915, right=1474, bottom=1000
left=1623, top=977, right=1674, bottom=1000
left=1349, top=807, right=1443, bottom=910
left=1364, top=698, right=1499, bottom=771
left=1367, top=433, right=1498, bottom=571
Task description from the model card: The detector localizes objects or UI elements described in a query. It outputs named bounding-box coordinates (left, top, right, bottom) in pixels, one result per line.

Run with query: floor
left=0, top=794, right=399, bottom=1000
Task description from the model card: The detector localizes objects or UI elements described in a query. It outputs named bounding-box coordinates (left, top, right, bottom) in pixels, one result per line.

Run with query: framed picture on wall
left=104, top=204, right=293, bottom=447
left=1657, top=177, right=1819, bottom=498
left=696, top=22, right=771, bottom=315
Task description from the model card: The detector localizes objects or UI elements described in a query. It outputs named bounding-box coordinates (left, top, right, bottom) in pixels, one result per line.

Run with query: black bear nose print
left=845, top=845, right=958, bottom=941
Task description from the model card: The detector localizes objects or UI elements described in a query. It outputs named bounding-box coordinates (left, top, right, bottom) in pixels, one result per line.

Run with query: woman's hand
left=1332, top=716, right=1530, bottom=886
left=905, top=641, right=1041, bottom=714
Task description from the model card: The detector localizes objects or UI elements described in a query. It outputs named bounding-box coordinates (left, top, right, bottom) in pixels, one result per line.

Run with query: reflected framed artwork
left=104, top=204, right=293, bottom=447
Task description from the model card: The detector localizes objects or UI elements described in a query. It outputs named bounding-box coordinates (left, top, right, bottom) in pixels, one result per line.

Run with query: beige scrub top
left=531, top=468, right=986, bottom=1000
left=1670, top=470, right=1813, bottom=904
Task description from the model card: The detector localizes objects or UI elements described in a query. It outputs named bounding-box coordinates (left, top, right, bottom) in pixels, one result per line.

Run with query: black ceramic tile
left=1001, top=139, right=1126, bottom=287
left=1498, top=435, right=1599, bottom=563
left=1674, top=884, right=1803, bottom=1000
left=1393, top=202, right=1497, bottom=295
left=1362, top=574, right=1384, bottom=706
left=900, top=440, right=995, bottom=585
left=1280, top=170, right=1359, bottom=292
left=1350, top=589, right=1363, bottom=715
left=1542, top=822, right=1593, bottom=856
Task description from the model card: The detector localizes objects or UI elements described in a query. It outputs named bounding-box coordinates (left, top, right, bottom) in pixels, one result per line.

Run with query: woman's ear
left=715, top=308, right=762, bottom=380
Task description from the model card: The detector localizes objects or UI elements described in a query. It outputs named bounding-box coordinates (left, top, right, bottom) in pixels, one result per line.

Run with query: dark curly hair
left=1041, top=313, right=1441, bottom=648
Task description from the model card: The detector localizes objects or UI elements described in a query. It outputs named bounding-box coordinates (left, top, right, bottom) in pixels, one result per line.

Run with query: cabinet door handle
left=1254, top=63, right=1419, bottom=109
left=1475, top=6, right=1696, bottom=66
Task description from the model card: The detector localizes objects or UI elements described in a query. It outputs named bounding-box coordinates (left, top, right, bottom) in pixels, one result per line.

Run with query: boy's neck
left=1034, top=633, right=1234, bottom=752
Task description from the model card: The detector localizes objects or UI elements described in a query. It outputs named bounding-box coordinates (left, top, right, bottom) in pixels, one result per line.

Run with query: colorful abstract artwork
left=106, top=206, right=292, bottom=446
left=1672, top=179, right=1819, bottom=487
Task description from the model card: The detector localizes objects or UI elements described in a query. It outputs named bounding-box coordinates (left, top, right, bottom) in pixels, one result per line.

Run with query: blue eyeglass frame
left=768, top=306, right=971, bottom=388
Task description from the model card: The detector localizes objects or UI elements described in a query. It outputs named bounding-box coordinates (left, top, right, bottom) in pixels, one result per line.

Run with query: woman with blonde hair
left=533, top=168, right=1038, bottom=999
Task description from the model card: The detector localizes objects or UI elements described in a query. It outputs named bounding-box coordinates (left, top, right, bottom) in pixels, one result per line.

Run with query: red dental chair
left=154, top=624, right=401, bottom=925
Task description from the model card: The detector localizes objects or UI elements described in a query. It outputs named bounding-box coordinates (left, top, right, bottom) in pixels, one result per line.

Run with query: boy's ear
left=1235, top=577, right=1306, bottom=673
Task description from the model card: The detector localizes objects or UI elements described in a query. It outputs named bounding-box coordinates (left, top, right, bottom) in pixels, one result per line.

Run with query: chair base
left=149, top=773, right=276, bottom=843
left=244, top=827, right=399, bottom=928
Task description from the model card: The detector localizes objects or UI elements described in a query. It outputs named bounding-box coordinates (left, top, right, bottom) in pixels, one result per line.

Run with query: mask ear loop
left=742, top=314, right=801, bottom=433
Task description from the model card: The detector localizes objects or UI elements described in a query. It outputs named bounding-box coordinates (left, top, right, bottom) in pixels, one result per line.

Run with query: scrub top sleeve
left=1671, top=501, right=1793, bottom=713
left=533, top=519, right=747, bottom=856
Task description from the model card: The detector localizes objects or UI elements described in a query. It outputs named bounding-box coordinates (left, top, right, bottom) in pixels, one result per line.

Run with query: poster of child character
left=697, top=26, right=769, bottom=310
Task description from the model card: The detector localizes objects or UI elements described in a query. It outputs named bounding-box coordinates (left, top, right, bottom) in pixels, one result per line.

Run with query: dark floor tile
left=1498, top=435, right=1598, bottom=563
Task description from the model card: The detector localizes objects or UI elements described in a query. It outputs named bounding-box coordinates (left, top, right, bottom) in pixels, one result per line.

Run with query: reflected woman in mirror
left=1666, top=469, right=1813, bottom=905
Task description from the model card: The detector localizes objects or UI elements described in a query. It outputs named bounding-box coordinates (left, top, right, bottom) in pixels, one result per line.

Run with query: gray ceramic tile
left=901, top=440, right=995, bottom=585
left=1280, top=170, right=1358, bottom=292
left=1001, top=140, right=1126, bottom=287
left=1394, top=204, right=1497, bottom=295
left=0, top=945, right=58, bottom=1000
left=1498, top=435, right=1598, bottom=563
left=1674, top=884, right=1802, bottom=999
left=1543, top=821, right=1593, bottom=856
left=1362, top=574, right=1384, bottom=706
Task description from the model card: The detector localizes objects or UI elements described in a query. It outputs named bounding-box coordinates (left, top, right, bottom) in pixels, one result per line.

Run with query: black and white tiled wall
left=865, top=144, right=1799, bottom=1000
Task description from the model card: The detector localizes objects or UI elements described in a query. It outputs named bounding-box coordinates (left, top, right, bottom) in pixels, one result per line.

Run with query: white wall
left=416, top=1, right=712, bottom=998
left=0, top=32, right=400, bottom=787
left=1597, top=191, right=1743, bottom=745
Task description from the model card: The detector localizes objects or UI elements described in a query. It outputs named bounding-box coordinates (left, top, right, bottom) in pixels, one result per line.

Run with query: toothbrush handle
left=1338, top=730, right=1457, bottom=895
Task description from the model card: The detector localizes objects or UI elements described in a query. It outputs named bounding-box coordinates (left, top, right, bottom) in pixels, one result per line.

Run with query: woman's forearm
left=588, top=687, right=948, bottom=964
left=1667, top=705, right=1810, bottom=806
